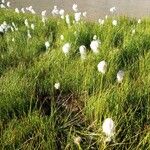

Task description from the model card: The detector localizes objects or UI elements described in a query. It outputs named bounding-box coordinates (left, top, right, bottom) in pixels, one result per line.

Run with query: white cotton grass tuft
left=110, top=7, right=116, bottom=13
left=62, top=43, right=71, bottom=55
left=83, top=11, right=87, bottom=17
left=54, top=83, right=60, bottom=90
left=72, top=4, right=78, bottom=12
left=60, top=34, right=64, bottom=41
left=90, top=39, right=101, bottom=54
left=15, top=8, right=20, bottom=13
left=112, top=20, right=117, bottom=26
left=21, top=8, right=25, bottom=13
left=138, top=19, right=141, bottom=24
left=98, top=19, right=105, bottom=25
left=65, top=14, right=70, bottom=25
left=24, top=19, right=29, bottom=28
left=97, top=60, right=107, bottom=74
left=93, top=35, right=97, bottom=40
left=1, top=4, right=6, bottom=8
left=27, top=30, right=31, bottom=39
left=59, top=9, right=65, bottom=19
left=105, top=15, right=108, bottom=19
left=0, top=26, right=4, bottom=33
left=30, top=8, right=36, bottom=14
left=51, top=5, right=59, bottom=16
left=7, top=1, right=11, bottom=7
left=45, top=41, right=50, bottom=49
left=74, top=136, right=81, bottom=145
left=102, top=118, right=115, bottom=142
left=2, top=0, right=5, bottom=3
left=79, top=45, right=86, bottom=60
left=31, top=23, right=35, bottom=30
left=117, top=70, right=124, bottom=83
left=74, top=12, right=82, bottom=22
left=41, top=10, right=46, bottom=17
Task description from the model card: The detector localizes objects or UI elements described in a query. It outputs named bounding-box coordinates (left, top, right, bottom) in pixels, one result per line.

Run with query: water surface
left=9, top=0, right=150, bottom=20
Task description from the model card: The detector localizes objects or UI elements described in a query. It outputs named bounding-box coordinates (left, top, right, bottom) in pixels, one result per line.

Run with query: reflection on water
left=9, top=0, right=150, bottom=19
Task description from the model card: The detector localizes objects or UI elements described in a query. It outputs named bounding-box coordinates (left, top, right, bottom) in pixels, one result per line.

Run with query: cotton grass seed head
left=45, top=41, right=50, bottom=49
left=117, top=70, right=124, bottom=83
left=21, top=8, right=25, bottom=13
left=97, top=60, right=107, bottom=74
left=110, top=7, right=116, bottom=13
left=83, top=11, right=87, bottom=17
left=112, top=20, right=117, bottom=26
left=102, top=118, right=115, bottom=142
left=72, top=4, right=78, bottom=12
left=31, top=24, right=35, bottom=30
left=60, top=34, right=64, bottom=41
left=1, top=4, right=6, bottom=8
left=90, top=40, right=101, bottom=54
left=98, top=19, right=105, bottom=25
left=7, top=2, right=11, bottom=7
left=62, top=43, right=71, bottom=55
left=74, top=12, right=81, bottom=22
left=74, top=136, right=81, bottom=145
left=15, top=8, right=20, bottom=13
left=79, top=45, right=86, bottom=60
left=54, top=83, right=60, bottom=90
left=65, top=14, right=70, bottom=25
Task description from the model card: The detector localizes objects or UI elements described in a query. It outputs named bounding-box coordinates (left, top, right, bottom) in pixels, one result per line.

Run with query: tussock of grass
left=0, top=9, right=150, bottom=149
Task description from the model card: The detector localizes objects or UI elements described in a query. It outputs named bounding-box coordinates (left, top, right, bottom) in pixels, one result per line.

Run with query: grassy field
left=0, top=8, right=150, bottom=150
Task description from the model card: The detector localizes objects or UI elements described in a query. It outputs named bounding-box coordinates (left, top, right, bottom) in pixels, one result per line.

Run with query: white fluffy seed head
left=27, top=30, right=31, bottom=38
left=21, top=8, right=25, bottom=13
left=79, top=45, right=86, bottom=60
left=98, top=19, right=104, bottom=25
left=59, top=9, right=65, bottom=16
left=74, top=12, right=81, bottom=22
left=79, top=45, right=86, bottom=54
left=110, top=7, right=116, bottom=13
left=117, top=70, right=124, bottom=83
left=74, top=136, right=81, bottom=145
left=15, top=8, right=20, bottom=13
left=41, top=10, right=46, bottom=16
left=7, top=2, right=11, bottom=7
left=102, top=118, right=115, bottom=140
left=93, top=35, right=97, bottom=40
left=138, top=19, right=141, bottom=24
left=62, top=43, right=71, bottom=55
left=90, top=40, right=100, bottom=54
left=45, top=41, right=50, bottom=49
left=0, top=26, right=4, bottom=33
left=60, top=34, right=64, bottom=41
left=72, top=4, right=78, bottom=12
left=51, top=5, right=59, bottom=16
left=31, top=23, right=35, bottom=30
left=97, top=60, right=107, bottom=74
left=1, top=4, right=6, bottom=8
left=112, top=20, right=117, bottom=26
left=24, top=19, right=29, bottom=27
left=65, top=14, right=70, bottom=25
left=54, top=83, right=60, bottom=90
left=83, top=11, right=87, bottom=17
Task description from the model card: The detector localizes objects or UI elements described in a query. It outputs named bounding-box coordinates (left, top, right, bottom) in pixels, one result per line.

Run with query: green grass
left=0, top=9, right=150, bottom=150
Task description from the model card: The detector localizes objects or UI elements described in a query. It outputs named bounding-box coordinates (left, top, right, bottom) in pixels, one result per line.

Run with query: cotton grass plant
left=0, top=3, right=150, bottom=150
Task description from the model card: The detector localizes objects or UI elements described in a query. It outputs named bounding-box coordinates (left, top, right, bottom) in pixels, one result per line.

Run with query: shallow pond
left=9, top=0, right=150, bottom=20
